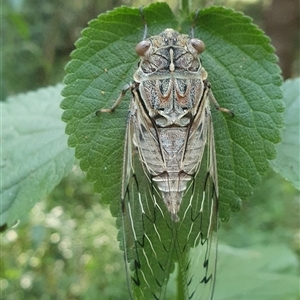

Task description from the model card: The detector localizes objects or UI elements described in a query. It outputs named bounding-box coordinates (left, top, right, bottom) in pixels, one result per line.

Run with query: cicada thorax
left=132, top=29, right=209, bottom=221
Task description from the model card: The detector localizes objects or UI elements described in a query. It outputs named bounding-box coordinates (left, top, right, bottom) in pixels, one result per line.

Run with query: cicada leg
left=206, top=81, right=234, bottom=117
left=95, top=83, right=133, bottom=115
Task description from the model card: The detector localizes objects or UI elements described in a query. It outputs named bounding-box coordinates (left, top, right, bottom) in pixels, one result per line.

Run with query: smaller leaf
left=271, top=78, right=300, bottom=190
left=215, top=244, right=299, bottom=300
left=1, top=85, right=75, bottom=227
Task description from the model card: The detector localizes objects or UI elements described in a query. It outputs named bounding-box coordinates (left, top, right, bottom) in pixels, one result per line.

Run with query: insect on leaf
left=61, top=3, right=284, bottom=300
left=99, top=22, right=232, bottom=299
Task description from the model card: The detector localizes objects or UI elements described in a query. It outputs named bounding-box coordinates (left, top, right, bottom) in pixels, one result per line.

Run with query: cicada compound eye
left=135, top=40, right=151, bottom=56
left=190, top=38, right=205, bottom=54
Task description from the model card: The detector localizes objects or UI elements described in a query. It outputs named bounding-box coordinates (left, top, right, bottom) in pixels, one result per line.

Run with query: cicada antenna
left=190, top=9, right=200, bottom=38
left=139, top=7, right=148, bottom=40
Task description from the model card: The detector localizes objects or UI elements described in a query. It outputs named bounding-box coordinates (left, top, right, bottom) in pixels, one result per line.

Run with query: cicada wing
left=121, top=98, right=218, bottom=300
left=121, top=108, right=176, bottom=299
left=171, top=104, right=218, bottom=300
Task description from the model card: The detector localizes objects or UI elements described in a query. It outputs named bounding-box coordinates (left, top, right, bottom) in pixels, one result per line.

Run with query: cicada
left=99, top=24, right=232, bottom=300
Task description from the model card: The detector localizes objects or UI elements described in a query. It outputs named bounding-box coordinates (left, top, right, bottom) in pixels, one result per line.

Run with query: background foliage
left=1, top=0, right=299, bottom=299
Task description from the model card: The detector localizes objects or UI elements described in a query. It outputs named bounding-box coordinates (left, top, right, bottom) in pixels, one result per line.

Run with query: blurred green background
left=1, top=0, right=299, bottom=299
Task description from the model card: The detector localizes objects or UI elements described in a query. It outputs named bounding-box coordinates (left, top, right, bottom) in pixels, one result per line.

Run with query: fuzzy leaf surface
left=1, top=85, right=75, bottom=227
left=61, top=4, right=283, bottom=219
left=271, top=78, right=300, bottom=190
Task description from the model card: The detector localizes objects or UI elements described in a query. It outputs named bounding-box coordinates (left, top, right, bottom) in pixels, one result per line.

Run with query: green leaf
left=215, top=244, right=299, bottom=300
left=271, top=78, right=300, bottom=190
left=61, top=3, right=283, bottom=220
left=60, top=3, right=284, bottom=299
left=1, top=85, right=75, bottom=227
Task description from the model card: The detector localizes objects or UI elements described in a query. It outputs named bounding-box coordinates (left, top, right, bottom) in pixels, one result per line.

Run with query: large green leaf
left=1, top=85, right=75, bottom=228
left=61, top=3, right=283, bottom=219
left=215, top=244, right=299, bottom=300
left=271, top=78, right=300, bottom=190
left=60, top=3, right=284, bottom=299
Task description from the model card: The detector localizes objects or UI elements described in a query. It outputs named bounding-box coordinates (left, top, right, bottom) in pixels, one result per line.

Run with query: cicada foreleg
left=205, top=81, right=234, bottom=117
left=95, top=83, right=133, bottom=115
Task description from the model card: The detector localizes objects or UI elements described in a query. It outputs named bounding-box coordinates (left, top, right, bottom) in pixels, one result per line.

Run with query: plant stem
left=176, top=264, right=184, bottom=300
left=181, top=0, right=190, bottom=16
